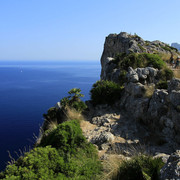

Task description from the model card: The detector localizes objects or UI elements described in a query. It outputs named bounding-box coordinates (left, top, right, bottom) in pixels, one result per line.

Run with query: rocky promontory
left=1, top=32, right=180, bottom=179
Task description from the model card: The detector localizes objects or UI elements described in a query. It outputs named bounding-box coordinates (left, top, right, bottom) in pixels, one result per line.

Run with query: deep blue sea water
left=0, top=60, right=100, bottom=170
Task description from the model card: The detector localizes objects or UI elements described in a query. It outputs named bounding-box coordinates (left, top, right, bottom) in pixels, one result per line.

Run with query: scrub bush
left=156, top=80, right=168, bottom=89
left=90, top=80, right=123, bottom=105
left=112, top=155, right=164, bottom=180
left=0, top=120, right=102, bottom=179
left=111, top=53, right=165, bottom=70
left=60, top=88, right=87, bottom=113
left=39, top=120, right=86, bottom=153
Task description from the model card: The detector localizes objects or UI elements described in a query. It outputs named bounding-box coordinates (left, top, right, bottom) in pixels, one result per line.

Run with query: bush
left=0, top=120, right=102, bottom=179
left=111, top=53, right=165, bottom=71
left=160, top=68, right=174, bottom=81
left=144, top=53, right=165, bottom=69
left=90, top=80, right=123, bottom=105
left=60, top=88, right=87, bottom=113
left=43, top=107, right=63, bottom=130
left=119, top=70, right=127, bottom=86
left=156, top=81, right=168, bottom=89
left=42, top=88, right=87, bottom=131
left=39, top=120, right=86, bottom=153
left=0, top=146, right=101, bottom=180
left=112, top=155, right=164, bottom=180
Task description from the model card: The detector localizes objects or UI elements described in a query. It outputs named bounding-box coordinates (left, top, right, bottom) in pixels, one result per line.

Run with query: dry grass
left=173, top=69, right=180, bottom=79
left=99, top=154, right=124, bottom=180
left=144, top=84, right=155, bottom=98
left=65, top=107, right=85, bottom=122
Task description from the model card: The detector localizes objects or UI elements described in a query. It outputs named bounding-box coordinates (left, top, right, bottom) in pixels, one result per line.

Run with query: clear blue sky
left=0, top=0, right=180, bottom=61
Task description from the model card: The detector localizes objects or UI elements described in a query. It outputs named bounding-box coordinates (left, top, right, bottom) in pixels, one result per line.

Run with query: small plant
left=112, top=155, right=164, bottom=180
left=90, top=80, right=123, bottom=105
left=156, top=80, right=168, bottom=89
left=158, top=67, right=174, bottom=81
left=60, top=88, right=87, bottom=113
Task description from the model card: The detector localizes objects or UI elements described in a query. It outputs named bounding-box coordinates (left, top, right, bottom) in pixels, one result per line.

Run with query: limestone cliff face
left=98, top=32, right=180, bottom=146
left=100, top=32, right=179, bottom=80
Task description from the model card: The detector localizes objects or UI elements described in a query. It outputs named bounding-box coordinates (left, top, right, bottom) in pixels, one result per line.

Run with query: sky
left=0, top=0, right=180, bottom=61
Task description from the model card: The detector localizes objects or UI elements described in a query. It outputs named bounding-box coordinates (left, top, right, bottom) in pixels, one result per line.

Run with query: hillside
left=1, top=32, right=180, bottom=180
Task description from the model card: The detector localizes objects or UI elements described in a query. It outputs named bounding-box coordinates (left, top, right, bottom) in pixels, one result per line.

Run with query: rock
left=154, top=153, right=170, bottom=163
left=160, top=150, right=180, bottom=179
left=126, top=67, right=139, bottom=82
left=168, top=78, right=180, bottom=92
left=126, top=67, right=159, bottom=84
left=125, top=82, right=145, bottom=97
left=91, top=131, right=115, bottom=146
left=160, top=116, right=174, bottom=129
left=169, top=90, right=180, bottom=107
left=54, top=102, right=61, bottom=109
left=91, top=116, right=111, bottom=126
left=148, top=89, right=169, bottom=119
left=100, top=32, right=178, bottom=80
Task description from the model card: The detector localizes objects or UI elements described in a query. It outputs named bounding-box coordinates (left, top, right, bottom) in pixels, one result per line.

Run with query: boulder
left=91, top=131, right=115, bottom=145
left=148, top=89, right=169, bottom=119
left=160, top=150, right=180, bottom=179
left=125, top=82, right=145, bottom=97
left=169, top=90, right=180, bottom=107
left=168, top=78, right=180, bottom=92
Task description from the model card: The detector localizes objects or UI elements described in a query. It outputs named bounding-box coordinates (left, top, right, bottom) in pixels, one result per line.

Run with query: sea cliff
left=1, top=32, right=180, bottom=180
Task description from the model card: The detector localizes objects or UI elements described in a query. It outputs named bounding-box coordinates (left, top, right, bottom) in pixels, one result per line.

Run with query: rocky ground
left=82, top=103, right=177, bottom=160
left=81, top=103, right=180, bottom=179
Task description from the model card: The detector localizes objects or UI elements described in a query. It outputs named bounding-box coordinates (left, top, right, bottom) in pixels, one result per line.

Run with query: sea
left=0, top=60, right=101, bottom=170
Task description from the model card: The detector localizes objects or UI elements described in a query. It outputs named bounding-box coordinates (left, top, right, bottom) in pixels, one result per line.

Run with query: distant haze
left=171, top=43, right=180, bottom=51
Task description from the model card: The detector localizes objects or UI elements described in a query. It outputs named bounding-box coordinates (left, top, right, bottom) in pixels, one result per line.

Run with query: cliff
left=101, top=32, right=179, bottom=80
left=1, top=32, right=180, bottom=180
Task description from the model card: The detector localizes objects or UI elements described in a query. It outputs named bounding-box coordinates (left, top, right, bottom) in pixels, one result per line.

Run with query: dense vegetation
left=111, top=53, right=166, bottom=70
left=0, top=120, right=102, bottom=179
left=43, top=88, right=87, bottom=131
left=90, top=80, right=123, bottom=105
left=110, top=52, right=173, bottom=85
left=112, top=155, right=164, bottom=180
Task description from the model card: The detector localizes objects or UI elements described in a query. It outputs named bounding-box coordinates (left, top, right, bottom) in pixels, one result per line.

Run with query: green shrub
left=112, top=155, right=164, bottom=180
left=0, top=120, right=102, bottom=179
left=111, top=53, right=165, bottom=71
left=60, top=88, right=87, bottom=113
left=138, top=44, right=146, bottom=51
left=143, top=53, right=165, bottom=69
left=90, top=80, right=123, bottom=105
left=119, top=70, right=127, bottom=86
left=39, top=120, right=86, bottom=152
left=156, top=81, right=168, bottom=89
left=43, top=107, right=63, bottom=127
left=0, top=146, right=101, bottom=180
left=158, top=67, right=174, bottom=81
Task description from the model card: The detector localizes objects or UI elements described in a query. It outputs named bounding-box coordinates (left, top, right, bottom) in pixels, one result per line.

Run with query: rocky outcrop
left=160, top=150, right=180, bottom=179
left=101, top=32, right=179, bottom=80
left=126, top=66, right=159, bottom=84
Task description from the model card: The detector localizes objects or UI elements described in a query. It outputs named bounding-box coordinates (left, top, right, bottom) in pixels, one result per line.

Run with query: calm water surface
left=0, top=60, right=100, bottom=170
